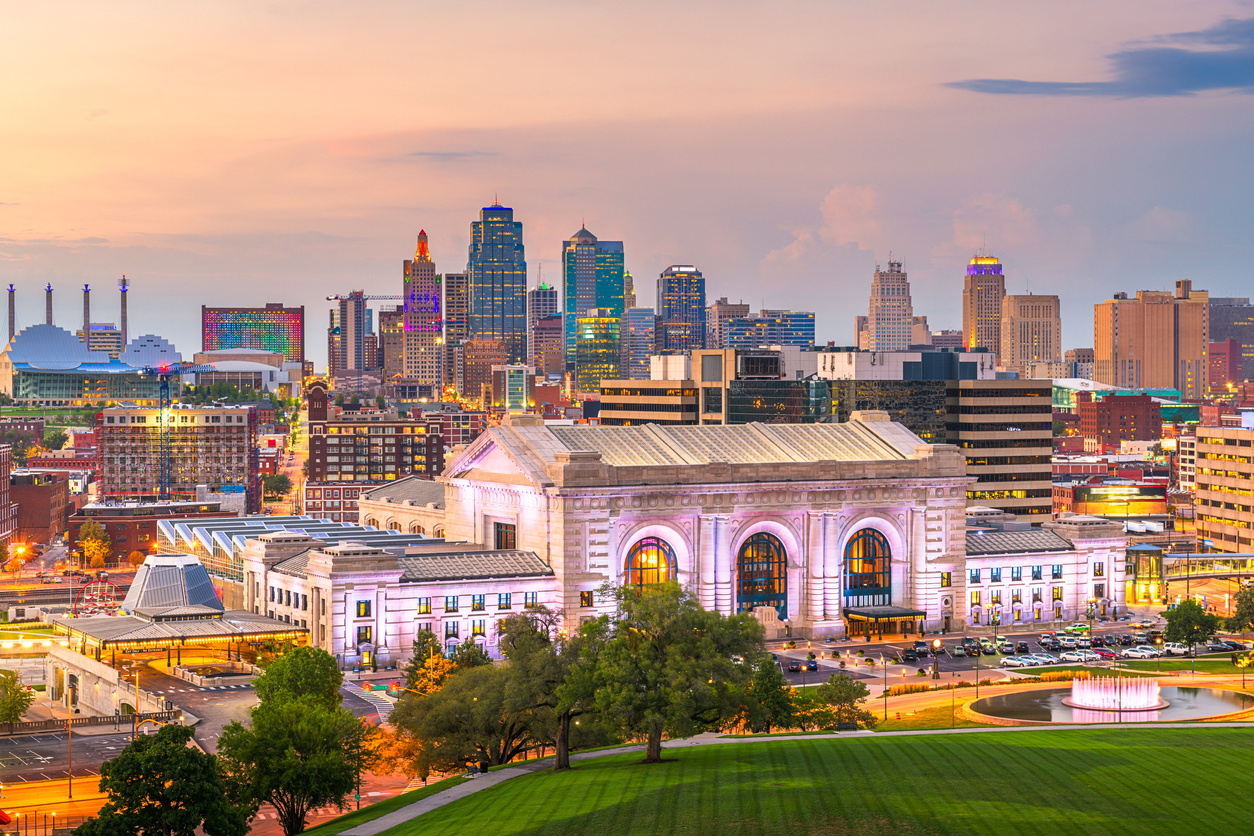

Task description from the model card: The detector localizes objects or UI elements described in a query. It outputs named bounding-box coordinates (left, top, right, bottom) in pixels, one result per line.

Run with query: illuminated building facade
left=528, top=282, right=559, bottom=367
left=379, top=306, right=405, bottom=381
left=726, top=309, right=816, bottom=349
left=655, top=265, right=706, bottom=354
left=1094, top=280, right=1209, bottom=400
left=403, top=230, right=443, bottom=392
left=574, top=309, right=620, bottom=393
left=620, top=307, right=656, bottom=380
left=999, top=294, right=1061, bottom=376
left=865, top=260, right=914, bottom=351
left=1195, top=426, right=1254, bottom=553
left=562, top=227, right=624, bottom=369
left=1210, top=297, right=1254, bottom=382
left=0, top=324, right=161, bottom=406
left=961, top=256, right=1005, bottom=354
left=468, top=203, right=528, bottom=364
left=201, top=303, right=305, bottom=364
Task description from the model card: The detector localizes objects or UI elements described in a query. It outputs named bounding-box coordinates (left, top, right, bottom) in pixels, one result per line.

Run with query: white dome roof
left=4, top=324, right=110, bottom=370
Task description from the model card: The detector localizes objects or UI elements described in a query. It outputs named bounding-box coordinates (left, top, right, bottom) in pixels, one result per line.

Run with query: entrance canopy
left=843, top=606, right=927, bottom=638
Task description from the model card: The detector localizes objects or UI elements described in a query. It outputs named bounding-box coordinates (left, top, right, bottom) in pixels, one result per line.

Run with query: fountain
left=1062, top=677, right=1168, bottom=711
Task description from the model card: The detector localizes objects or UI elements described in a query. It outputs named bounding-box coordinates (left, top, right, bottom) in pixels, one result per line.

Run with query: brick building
left=0, top=445, right=15, bottom=546
left=1078, top=393, right=1161, bottom=454
left=1210, top=338, right=1243, bottom=394
left=305, top=383, right=444, bottom=483
left=301, top=481, right=378, bottom=523
left=69, top=500, right=227, bottom=564
left=11, top=471, right=70, bottom=544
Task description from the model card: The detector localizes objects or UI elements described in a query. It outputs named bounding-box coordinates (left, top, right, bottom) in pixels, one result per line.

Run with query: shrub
left=887, top=683, right=932, bottom=696
left=1041, top=670, right=1090, bottom=683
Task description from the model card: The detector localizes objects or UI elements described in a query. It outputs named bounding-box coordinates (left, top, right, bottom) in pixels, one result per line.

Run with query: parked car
left=787, top=661, right=802, bottom=672
left=900, top=648, right=917, bottom=662
left=1060, top=650, right=1088, bottom=662
left=1015, top=641, right=1030, bottom=653
left=807, top=659, right=819, bottom=672
left=998, top=642, right=1015, bottom=654
left=1120, top=646, right=1157, bottom=659
left=1059, top=637, right=1077, bottom=649
left=913, top=640, right=930, bottom=657
left=1000, top=656, right=1033, bottom=668
left=1117, top=634, right=1133, bottom=646
left=1206, top=640, right=1231, bottom=653
left=1220, top=639, right=1248, bottom=651
left=1029, top=654, right=1058, bottom=665
left=1091, top=648, right=1117, bottom=660
left=982, top=645, right=997, bottom=656
left=1163, top=642, right=1191, bottom=657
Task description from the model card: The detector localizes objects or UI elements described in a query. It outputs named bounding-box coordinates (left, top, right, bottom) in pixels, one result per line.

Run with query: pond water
left=970, top=686, right=1254, bottom=723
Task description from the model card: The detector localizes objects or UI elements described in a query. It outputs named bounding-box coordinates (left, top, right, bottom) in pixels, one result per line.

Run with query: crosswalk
left=148, top=683, right=255, bottom=694
left=356, top=689, right=395, bottom=718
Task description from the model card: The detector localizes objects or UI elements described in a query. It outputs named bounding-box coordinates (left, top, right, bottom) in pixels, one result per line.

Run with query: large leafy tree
left=744, top=655, right=794, bottom=734
left=218, top=698, right=374, bottom=836
left=1225, top=584, right=1254, bottom=635
left=0, top=670, right=35, bottom=723
left=499, top=606, right=610, bottom=771
left=1164, top=599, right=1222, bottom=675
left=595, top=582, right=761, bottom=763
left=815, top=672, right=878, bottom=729
left=391, top=663, right=534, bottom=774
left=78, top=518, right=112, bottom=568
left=254, top=646, right=343, bottom=711
left=74, top=724, right=248, bottom=836
left=448, top=636, right=492, bottom=670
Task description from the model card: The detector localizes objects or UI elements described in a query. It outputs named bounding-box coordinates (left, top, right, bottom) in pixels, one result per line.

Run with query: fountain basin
left=970, top=686, right=1254, bottom=724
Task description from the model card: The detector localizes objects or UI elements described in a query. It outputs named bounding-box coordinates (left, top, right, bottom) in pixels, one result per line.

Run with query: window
left=321, top=599, right=325, bottom=616
left=1052, top=587, right=1063, bottom=601
left=843, top=529, right=891, bottom=608
left=1011, top=567, right=1022, bottom=582
left=940, top=572, right=951, bottom=588
left=991, top=590, right=1002, bottom=605
left=285, top=590, right=291, bottom=607
left=494, top=522, right=517, bottom=550
left=1094, top=584, right=1106, bottom=599
left=356, top=626, right=372, bottom=644
left=498, top=593, right=512, bottom=610
left=579, top=590, right=593, bottom=608
left=356, top=601, right=371, bottom=618
left=1012, top=589, right=1022, bottom=604
left=445, top=596, right=458, bottom=613
left=624, top=537, right=678, bottom=590
left=472, top=619, right=486, bottom=637
left=525, top=592, right=538, bottom=608
left=1093, top=562, right=1105, bottom=578
left=990, top=568, right=1002, bottom=583
left=301, top=594, right=308, bottom=611
left=471, top=594, right=485, bottom=612
left=1052, top=565, right=1063, bottom=580
left=969, top=568, right=981, bottom=584
left=970, top=591, right=981, bottom=607
left=269, top=586, right=275, bottom=602
left=1032, top=587, right=1042, bottom=603
left=445, top=621, right=459, bottom=639
left=1031, top=566, right=1042, bottom=581
left=416, top=597, right=432, bottom=615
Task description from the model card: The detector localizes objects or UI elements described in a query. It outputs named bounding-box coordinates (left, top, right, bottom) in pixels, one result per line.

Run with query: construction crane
left=139, top=362, right=215, bottom=500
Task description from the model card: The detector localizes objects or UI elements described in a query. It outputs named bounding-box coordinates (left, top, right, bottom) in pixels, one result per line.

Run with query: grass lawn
left=380, top=728, right=1254, bottom=836
left=1120, top=658, right=1247, bottom=675
left=300, top=777, right=467, bottom=836
left=874, top=704, right=991, bottom=731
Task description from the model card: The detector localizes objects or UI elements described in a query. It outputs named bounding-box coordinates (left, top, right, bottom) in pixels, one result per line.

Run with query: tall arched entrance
left=624, top=536, right=677, bottom=590
left=736, top=533, right=787, bottom=619
left=842, top=527, right=921, bottom=638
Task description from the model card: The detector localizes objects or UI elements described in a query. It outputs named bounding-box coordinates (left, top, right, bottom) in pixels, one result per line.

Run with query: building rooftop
left=121, top=553, right=224, bottom=617
left=361, top=476, right=445, bottom=508
left=398, top=550, right=553, bottom=582
left=965, top=528, right=1075, bottom=556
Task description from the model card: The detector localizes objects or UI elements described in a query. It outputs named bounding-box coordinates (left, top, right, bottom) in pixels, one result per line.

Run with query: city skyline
left=4, top=4, right=1254, bottom=369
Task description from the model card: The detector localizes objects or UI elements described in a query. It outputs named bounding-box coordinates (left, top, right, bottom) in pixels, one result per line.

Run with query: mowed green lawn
left=382, top=729, right=1254, bottom=836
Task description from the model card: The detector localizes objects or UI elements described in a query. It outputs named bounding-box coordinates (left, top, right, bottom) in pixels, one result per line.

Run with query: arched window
left=624, top=537, right=677, bottom=590
left=410, top=523, right=425, bottom=535
left=844, top=528, right=891, bottom=608
left=736, top=533, right=787, bottom=619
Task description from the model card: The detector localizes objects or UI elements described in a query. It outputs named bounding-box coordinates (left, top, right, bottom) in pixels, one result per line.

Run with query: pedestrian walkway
left=146, top=683, right=254, bottom=694
left=341, top=721, right=1254, bottom=835
left=355, top=689, right=395, bottom=719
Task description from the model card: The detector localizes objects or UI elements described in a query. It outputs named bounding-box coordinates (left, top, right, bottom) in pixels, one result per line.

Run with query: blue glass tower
left=655, top=265, right=706, bottom=354
left=562, top=226, right=624, bottom=369
left=468, top=202, right=529, bottom=364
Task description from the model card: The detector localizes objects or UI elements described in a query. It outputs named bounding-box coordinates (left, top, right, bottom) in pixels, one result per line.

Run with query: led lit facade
left=575, top=309, right=620, bottom=393
left=655, top=265, right=706, bottom=354
left=620, top=307, right=656, bottom=380
left=201, top=303, right=305, bottom=365
left=403, top=230, right=443, bottom=390
left=562, top=227, right=624, bottom=369
left=961, top=256, right=1005, bottom=354
left=726, top=309, right=816, bottom=349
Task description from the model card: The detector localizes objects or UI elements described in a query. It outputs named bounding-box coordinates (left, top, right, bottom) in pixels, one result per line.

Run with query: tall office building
left=999, top=294, right=1061, bottom=376
left=403, top=230, right=443, bottom=389
left=623, top=270, right=637, bottom=309
left=467, top=202, right=528, bottom=364
left=575, top=309, right=620, bottom=393
left=562, top=226, right=624, bottom=370
left=332, top=292, right=370, bottom=373
left=726, top=310, right=816, bottom=349
left=620, top=307, right=656, bottom=380
left=961, top=256, right=1006, bottom=353
left=442, top=271, right=470, bottom=386
left=379, top=306, right=405, bottom=381
left=1064, top=347, right=1095, bottom=379
left=865, top=260, right=913, bottom=351
left=531, top=314, right=564, bottom=378
left=202, top=302, right=305, bottom=364
left=527, top=282, right=559, bottom=367
left=1093, top=280, right=1209, bottom=399
left=707, top=297, right=750, bottom=349
left=1210, top=297, right=1254, bottom=382
left=655, top=265, right=706, bottom=354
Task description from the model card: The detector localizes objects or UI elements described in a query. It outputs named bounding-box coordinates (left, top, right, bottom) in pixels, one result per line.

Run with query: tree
left=73, top=724, right=248, bottom=836
left=449, top=637, right=492, bottom=670
left=375, top=394, right=386, bottom=409
left=334, top=393, right=345, bottom=407
left=744, top=655, right=794, bottom=734
left=594, top=582, right=761, bottom=763
left=254, top=646, right=343, bottom=711
left=45, top=429, right=68, bottom=450
left=128, top=551, right=146, bottom=567
left=79, top=519, right=112, bottom=568
left=391, top=663, right=534, bottom=774
left=0, top=670, right=35, bottom=722
left=263, top=474, right=292, bottom=496
left=218, top=698, right=374, bottom=836
left=1164, top=598, right=1222, bottom=671
left=790, top=687, right=835, bottom=732
left=1225, top=584, right=1254, bottom=635
left=815, top=673, right=877, bottom=729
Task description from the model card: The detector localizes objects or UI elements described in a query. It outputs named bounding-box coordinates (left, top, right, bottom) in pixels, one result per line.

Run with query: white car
left=1120, top=646, right=1157, bottom=659
left=1000, top=656, right=1034, bottom=668
left=1059, top=637, right=1078, bottom=649
left=1060, top=650, right=1087, bottom=662
left=1029, top=653, right=1059, bottom=665
left=1162, top=642, right=1191, bottom=657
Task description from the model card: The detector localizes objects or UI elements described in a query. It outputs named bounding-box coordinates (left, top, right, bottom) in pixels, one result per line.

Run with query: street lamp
left=881, top=652, right=888, bottom=720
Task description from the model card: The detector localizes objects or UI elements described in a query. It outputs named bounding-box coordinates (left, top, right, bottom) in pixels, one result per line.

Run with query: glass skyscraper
left=575, top=308, right=621, bottom=393
left=726, top=309, right=816, bottom=349
left=468, top=202, right=528, bottom=364
left=620, top=307, right=656, bottom=380
left=655, top=265, right=706, bottom=354
left=562, top=226, right=624, bottom=369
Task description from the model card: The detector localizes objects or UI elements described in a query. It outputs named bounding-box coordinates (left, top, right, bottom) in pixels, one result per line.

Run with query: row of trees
left=383, top=582, right=876, bottom=779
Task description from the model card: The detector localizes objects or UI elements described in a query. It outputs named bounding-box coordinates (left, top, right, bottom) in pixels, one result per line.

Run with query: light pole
left=67, top=716, right=72, bottom=800
left=881, top=652, right=887, bottom=721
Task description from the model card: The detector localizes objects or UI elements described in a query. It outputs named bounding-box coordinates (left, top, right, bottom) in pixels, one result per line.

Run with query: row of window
left=322, top=425, right=428, bottom=435
left=271, top=587, right=309, bottom=610
left=970, top=565, right=1069, bottom=583
left=414, top=591, right=541, bottom=614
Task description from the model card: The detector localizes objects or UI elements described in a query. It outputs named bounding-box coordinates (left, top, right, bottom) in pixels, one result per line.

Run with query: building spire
left=415, top=229, right=430, bottom=262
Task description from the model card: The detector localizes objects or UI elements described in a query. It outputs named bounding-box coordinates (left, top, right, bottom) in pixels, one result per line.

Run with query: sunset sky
left=4, top=2, right=1254, bottom=367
